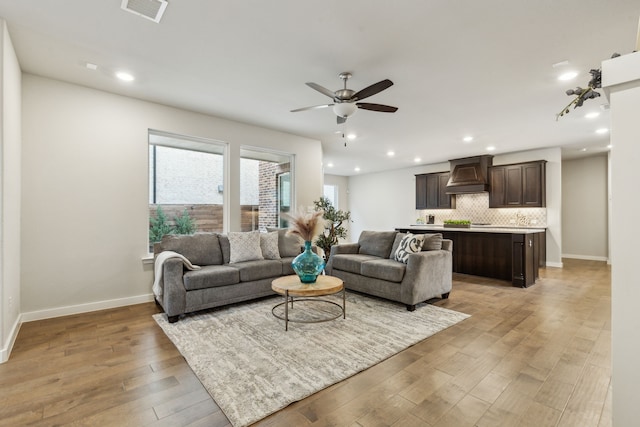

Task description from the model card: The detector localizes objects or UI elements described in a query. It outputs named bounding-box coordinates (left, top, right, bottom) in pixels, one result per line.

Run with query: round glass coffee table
left=271, top=275, right=345, bottom=331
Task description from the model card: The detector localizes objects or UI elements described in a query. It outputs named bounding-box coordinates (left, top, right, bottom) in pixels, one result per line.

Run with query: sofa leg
left=167, top=315, right=179, bottom=323
left=442, top=292, right=450, bottom=299
left=406, top=304, right=416, bottom=312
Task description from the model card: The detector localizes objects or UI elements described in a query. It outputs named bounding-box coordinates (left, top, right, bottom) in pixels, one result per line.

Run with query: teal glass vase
left=292, top=241, right=325, bottom=283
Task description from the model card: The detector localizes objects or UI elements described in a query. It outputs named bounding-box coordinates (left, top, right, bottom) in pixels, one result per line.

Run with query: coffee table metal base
left=272, top=288, right=346, bottom=331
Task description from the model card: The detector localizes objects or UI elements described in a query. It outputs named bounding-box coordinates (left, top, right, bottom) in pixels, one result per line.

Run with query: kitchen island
left=396, top=225, right=546, bottom=287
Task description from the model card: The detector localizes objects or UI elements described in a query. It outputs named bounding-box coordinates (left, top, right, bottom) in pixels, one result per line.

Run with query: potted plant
left=443, top=219, right=471, bottom=228
left=312, top=197, right=352, bottom=260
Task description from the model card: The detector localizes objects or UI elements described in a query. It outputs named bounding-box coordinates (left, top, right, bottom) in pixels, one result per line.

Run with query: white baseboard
left=20, top=293, right=155, bottom=323
left=562, top=254, right=609, bottom=262
left=545, top=261, right=564, bottom=268
left=1, top=314, right=23, bottom=364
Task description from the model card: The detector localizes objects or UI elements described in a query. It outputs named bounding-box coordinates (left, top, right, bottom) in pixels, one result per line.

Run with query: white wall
left=561, top=155, right=608, bottom=261
left=347, top=148, right=563, bottom=266
left=348, top=161, right=450, bottom=240
left=20, top=74, right=323, bottom=318
left=602, top=51, right=640, bottom=427
left=0, top=21, right=22, bottom=363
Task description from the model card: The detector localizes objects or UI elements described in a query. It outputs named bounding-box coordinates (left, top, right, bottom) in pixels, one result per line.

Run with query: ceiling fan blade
left=337, top=115, right=347, bottom=124
left=290, top=104, right=333, bottom=113
left=306, top=82, right=336, bottom=99
left=356, top=102, right=398, bottom=113
left=352, top=79, right=393, bottom=101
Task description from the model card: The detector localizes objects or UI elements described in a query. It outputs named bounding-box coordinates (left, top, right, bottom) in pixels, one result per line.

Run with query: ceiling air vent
left=121, top=0, right=168, bottom=23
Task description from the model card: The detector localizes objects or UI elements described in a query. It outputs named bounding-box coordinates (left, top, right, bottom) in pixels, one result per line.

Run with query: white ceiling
left=1, top=0, right=638, bottom=176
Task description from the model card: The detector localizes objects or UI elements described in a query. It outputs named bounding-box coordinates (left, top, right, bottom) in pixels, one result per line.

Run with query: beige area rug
left=153, top=292, right=470, bottom=427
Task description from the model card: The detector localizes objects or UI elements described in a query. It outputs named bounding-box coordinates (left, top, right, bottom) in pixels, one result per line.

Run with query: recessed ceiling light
left=414, top=157, right=421, bottom=163
left=354, top=166, right=360, bottom=172
left=585, top=112, right=600, bottom=119
left=85, top=62, right=98, bottom=70
left=580, top=148, right=588, bottom=152
left=116, top=71, right=135, bottom=82
left=346, top=133, right=357, bottom=140
left=387, top=151, right=395, bottom=157
left=463, top=136, right=473, bottom=142
left=595, top=128, right=609, bottom=134
left=327, top=162, right=334, bottom=168
left=558, top=71, right=578, bottom=81
left=607, top=144, right=613, bottom=149
left=486, top=146, right=496, bottom=151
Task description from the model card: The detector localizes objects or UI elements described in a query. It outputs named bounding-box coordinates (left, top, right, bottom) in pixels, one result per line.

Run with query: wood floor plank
left=1, top=259, right=611, bottom=427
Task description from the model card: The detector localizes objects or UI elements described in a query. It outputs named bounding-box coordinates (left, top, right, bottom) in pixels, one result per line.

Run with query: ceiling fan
left=291, top=72, right=398, bottom=124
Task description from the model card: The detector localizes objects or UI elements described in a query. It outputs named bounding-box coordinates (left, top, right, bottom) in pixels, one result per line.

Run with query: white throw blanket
left=153, top=251, right=201, bottom=299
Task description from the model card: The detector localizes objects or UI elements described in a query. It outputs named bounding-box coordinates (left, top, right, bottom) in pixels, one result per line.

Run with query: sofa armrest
left=161, top=258, right=187, bottom=319
left=401, top=250, right=452, bottom=304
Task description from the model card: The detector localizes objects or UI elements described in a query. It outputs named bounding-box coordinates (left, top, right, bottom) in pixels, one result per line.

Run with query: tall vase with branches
left=313, top=197, right=351, bottom=260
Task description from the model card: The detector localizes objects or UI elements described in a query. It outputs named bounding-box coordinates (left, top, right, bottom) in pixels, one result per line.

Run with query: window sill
left=142, top=254, right=154, bottom=265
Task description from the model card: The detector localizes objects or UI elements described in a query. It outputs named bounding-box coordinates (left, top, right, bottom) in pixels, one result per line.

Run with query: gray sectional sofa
left=153, top=229, right=304, bottom=322
left=325, top=230, right=453, bottom=311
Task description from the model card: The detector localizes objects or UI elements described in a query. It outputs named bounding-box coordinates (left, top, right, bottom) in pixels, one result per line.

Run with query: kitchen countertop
left=400, top=225, right=546, bottom=234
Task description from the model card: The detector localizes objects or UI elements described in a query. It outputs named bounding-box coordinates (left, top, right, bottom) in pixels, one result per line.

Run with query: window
left=148, top=130, right=226, bottom=249
left=240, top=148, right=294, bottom=231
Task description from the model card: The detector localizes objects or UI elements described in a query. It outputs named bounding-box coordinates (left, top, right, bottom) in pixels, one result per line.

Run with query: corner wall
left=0, top=20, right=22, bottom=363
left=20, top=74, right=323, bottom=318
left=602, top=51, right=640, bottom=426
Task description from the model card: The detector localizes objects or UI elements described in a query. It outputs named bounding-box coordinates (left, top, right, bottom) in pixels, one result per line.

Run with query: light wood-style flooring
left=0, top=259, right=611, bottom=426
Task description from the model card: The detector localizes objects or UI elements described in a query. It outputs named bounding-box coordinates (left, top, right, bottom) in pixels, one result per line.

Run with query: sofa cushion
left=389, top=233, right=405, bottom=259
left=183, top=265, right=240, bottom=290
left=160, top=233, right=223, bottom=266
left=267, top=228, right=303, bottom=257
left=260, top=231, right=281, bottom=260
left=229, top=231, right=264, bottom=263
left=421, top=233, right=444, bottom=251
left=280, top=258, right=296, bottom=275
left=331, top=253, right=380, bottom=274
left=361, top=259, right=406, bottom=283
left=219, top=234, right=231, bottom=264
left=394, top=233, right=425, bottom=263
left=357, top=231, right=398, bottom=258
left=231, top=259, right=283, bottom=282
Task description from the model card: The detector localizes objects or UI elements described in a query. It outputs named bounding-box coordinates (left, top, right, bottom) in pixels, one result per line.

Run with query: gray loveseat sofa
left=153, top=230, right=304, bottom=322
left=325, top=230, right=453, bottom=311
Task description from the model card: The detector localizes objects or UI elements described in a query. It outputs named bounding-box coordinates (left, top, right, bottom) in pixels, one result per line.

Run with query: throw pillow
left=228, top=231, right=264, bottom=263
left=260, top=231, right=281, bottom=260
left=394, top=233, right=425, bottom=264
left=421, top=233, right=443, bottom=251
left=267, top=228, right=303, bottom=257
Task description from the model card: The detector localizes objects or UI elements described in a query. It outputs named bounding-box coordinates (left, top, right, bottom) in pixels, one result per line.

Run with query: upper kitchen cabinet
left=415, top=174, right=428, bottom=209
left=415, top=172, right=455, bottom=209
left=489, top=161, right=546, bottom=208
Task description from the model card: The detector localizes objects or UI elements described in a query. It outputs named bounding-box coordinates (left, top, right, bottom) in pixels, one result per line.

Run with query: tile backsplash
left=417, top=193, right=547, bottom=227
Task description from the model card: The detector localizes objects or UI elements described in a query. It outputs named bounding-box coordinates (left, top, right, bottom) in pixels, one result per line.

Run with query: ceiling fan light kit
left=291, top=72, right=398, bottom=124
left=333, top=102, right=357, bottom=118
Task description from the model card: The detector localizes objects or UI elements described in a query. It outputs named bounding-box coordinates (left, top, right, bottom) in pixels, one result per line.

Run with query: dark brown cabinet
left=489, top=161, right=546, bottom=208
left=396, top=228, right=546, bottom=287
left=415, top=174, right=428, bottom=209
left=415, top=172, right=455, bottom=209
